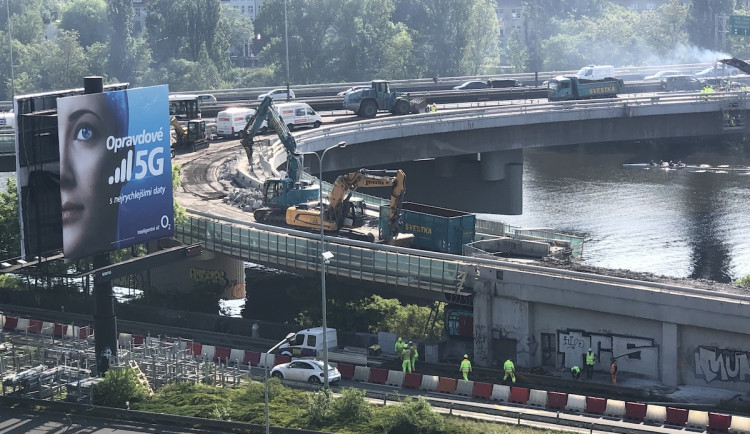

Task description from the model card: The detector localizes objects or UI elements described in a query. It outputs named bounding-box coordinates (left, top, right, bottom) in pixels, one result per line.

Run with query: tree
left=506, top=28, right=528, bottom=73
left=0, top=178, right=20, bottom=260
left=460, top=0, right=500, bottom=75
left=107, top=0, right=134, bottom=81
left=59, top=0, right=109, bottom=48
left=639, top=0, right=689, bottom=63
left=93, top=367, right=149, bottom=408
left=687, top=0, right=732, bottom=50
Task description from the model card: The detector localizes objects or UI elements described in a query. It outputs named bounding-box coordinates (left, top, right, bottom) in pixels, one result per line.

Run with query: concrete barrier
left=527, top=389, right=547, bottom=407
left=229, top=349, right=245, bottom=365
left=687, top=410, right=709, bottom=430
left=386, top=370, right=404, bottom=387
left=730, top=414, right=750, bottom=433
left=436, top=377, right=457, bottom=394
left=403, top=373, right=422, bottom=389
left=645, top=404, right=667, bottom=424
left=368, top=368, right=388, bottom=384
left=665, top=407, right=688, bottom=427
left=547, top=391, right=567, bottom=409
left=201, top=345, right=216, bottom=361
left=353, top=365, right=370, bottom=382
left=118, top=333, right=132, bottom=347
left=420, top=375, right=438, bottom=392
left=214, top=347, right=231, bottom=363
left=625, top=402, right=647, bottom=421
left=16, top=317, right=29, bottom=332
left=604, top=399, right=625, bottom=418
left=258, top=353, right=275, bottom=369
left=709, top=412, right=731, bottom=432
left=509, top=387, right=530, bottom=405
left=472, top=381, right=493, bottom=399
left=337, top=363, right=355, bottom=380
left=455, top=379, right=473, bottom=396
left=491, top=384, right=510, bottom=402
left=565, top=394, right=586, bottom=413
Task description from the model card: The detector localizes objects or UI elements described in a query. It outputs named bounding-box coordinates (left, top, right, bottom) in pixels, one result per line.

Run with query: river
left=481, top=141, right=750, bottom=283
left=2, top=139, right=749, bottom=284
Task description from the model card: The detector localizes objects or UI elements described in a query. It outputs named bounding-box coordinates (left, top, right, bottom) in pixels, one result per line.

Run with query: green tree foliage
left=460, top=0, right=500, bottom=75
left=0, top=177, right=20, bottom=259
left=59, top=0, right=109, bottom=48
left=375, top=397, right=445, bottom=434
left=506, top=28, right=529, bottom=73
left=107, top=0, right=134, bottom=81
left=640, top=1, right=689, bottom=61
left=737, top=274, right=750, bottom=288
left=93, top=367, right=149, bottom=408
left=687, top=0, right=732, bottom=50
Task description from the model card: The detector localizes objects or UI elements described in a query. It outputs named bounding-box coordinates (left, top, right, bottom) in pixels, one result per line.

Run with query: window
left=295, top=108, right=305, bottom=116
left=512, top=9, right=521, bottom=19
left=308, top=335, right=317, bottom=347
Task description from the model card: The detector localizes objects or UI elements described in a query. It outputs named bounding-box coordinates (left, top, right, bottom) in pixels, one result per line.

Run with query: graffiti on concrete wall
left=474, top=324, right=488, bottom=361
left=557, top=329, right=659, bottom=375
left=189, top=268, right=229, bottom=287
left=694, top=346, right=750, bottom=383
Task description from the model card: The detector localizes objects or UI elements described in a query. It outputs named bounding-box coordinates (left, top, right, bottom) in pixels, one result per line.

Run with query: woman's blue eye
left=75, top=126, right=93, bottom=141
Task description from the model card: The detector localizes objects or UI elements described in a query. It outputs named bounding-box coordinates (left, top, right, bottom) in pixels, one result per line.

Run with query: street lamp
left=264, top=332, right=295, bottom=434
left=295, top=141, right=347, bottom=388
left=284, top=0, right=290, bottom=101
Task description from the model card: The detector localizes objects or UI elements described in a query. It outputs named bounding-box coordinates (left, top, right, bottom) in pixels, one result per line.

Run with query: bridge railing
left=175, top=212, right=470, bottom=296
left=0, top=133, right=14, bottom=155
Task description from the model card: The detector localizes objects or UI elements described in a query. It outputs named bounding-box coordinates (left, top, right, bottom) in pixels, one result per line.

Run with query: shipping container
left=381, top=202, right=475, bottom=254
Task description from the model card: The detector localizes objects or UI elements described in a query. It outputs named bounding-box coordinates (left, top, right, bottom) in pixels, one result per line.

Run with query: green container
left=382, top=202, right=475, bottom=254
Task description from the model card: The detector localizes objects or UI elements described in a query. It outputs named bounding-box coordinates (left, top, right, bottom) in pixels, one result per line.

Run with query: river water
left=2, top=139, right=749, bottom=284
left=481, top=141, right=750, bottom=283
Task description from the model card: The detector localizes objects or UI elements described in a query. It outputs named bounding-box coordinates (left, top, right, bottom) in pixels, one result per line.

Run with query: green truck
left=547, top=75, right=624, bottom=101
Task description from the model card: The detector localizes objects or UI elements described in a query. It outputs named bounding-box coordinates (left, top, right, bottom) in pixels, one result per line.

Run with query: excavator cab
left=187, top=120, right=206, bottom=140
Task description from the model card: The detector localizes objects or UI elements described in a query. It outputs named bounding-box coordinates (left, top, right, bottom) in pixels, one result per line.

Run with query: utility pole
left=715, top=14, right=729, bottom=53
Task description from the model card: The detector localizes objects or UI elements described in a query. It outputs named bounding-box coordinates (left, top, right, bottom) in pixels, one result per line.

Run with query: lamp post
left=284, top=0, right=290, bottom=101
left=296, top=141, right=347, bottom=388
left=264, top=332, right=295, bottom=434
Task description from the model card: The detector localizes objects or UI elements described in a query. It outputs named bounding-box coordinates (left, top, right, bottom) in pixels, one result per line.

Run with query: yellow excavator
left=285, top=168, right=413, bottom=245
left=170, top=116, right=210, bottom=153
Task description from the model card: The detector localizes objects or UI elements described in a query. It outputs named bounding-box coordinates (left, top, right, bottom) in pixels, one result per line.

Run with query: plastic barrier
left=3, top=316, right=17, bottom=331
left=79, top=326, right=93, bottom=340
left=259, top=353, right=275, bottom=369
left=687, top=410, right=709, bottom=430
left=645, top=404, right=667, bottom=424
left=53, top=323, right=67, bottom=338
left=353, top=365, right=370, bottom=382
left=403, top=372, right=422, bottom=389
left=455, top=379, right=473, bottom=396
left=604, top=399, right=625, bottom=418
left=28, top=319, right=43, bottom=333
left=546, top=391, right=567, bottom=410
left=186, top=342, right=202, bottom=356
left=386, top=370, right=404, bottom=387
left=368, top=368, right=388, bottom=384
left=565, top=394, right=586, bottom=413
left=665, top=407, right=688, bottom=427
left=509, top=387, right=530, bottom=405
left=527, top=389, right=547, bottom=408
left=132, top=335, right=145, bottom=346
left=420, top=375, right=438, bottom=391
left=337, top=363, right=355, bottom=380
left=214, top=347, right=231, bottom=363
left=472, top=381, right=493, bottom=399
left=200, top=345, right=216, bottom=361
left=491, top=384, right=511, bottom=402
left=243, top=351, right=261, bottom=366
left=436, top=377, right=457, bottom=394
left=229, top=349, right=245, bottom=365
left=16, top=317, right=30, bottom=332
left=118, top=333, right=132, bottom=347
left=274, top=354, right=291, bottom=366
left=41, top=321, right=54, bottom=335
left=585, top=396, right=606, bottom=415
left=709, top=412, right=732, bottom=432
left=625, top=402, right=647, bottom=421
left=730, top=414, right=750, bottom=433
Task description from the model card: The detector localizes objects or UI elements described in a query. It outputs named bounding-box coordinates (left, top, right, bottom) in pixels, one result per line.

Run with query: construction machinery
left=241, top=96, right=319, bottom=223
left=343, top=80, right=426, bottom=118
left=285, top=168, right=412, bottom=244
left=170, top=116, right=210, bottom=153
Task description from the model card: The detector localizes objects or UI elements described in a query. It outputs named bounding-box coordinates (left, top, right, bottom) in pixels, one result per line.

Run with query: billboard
left=56, top=85, right=174, bottom=260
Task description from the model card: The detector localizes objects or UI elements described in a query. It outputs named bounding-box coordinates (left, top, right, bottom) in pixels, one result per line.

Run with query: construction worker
left=394, top=337, right=405, bottom=356
left=610, top=358, right=618, bottom=384
left=503, top=359, right=516, bottom=383
left=431, top=102, right=437, bottom=112
left=459, top=354, right=472, bottom=380
left=410, top=342, right=419, bottom=372
left=585, top=348, right=596, bottom=380
left=570, top=365, right=581, bottom=380
left=401, top=344, right=412, bottom=373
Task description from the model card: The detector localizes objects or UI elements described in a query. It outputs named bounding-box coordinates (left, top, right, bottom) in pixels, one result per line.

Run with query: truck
left=277, top=327, right=369, bottom=366
left=343, top=80, right=426, bottom=118
left=240, top=96, right=319, bottom=223
left=285, top=168, right=414, bottom=244
left=381, top=202, right=476, bottom=254
left=547, top=75, right=624, bottom=101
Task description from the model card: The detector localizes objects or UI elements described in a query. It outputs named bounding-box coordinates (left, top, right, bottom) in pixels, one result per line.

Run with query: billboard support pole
left=85, top=76, right=118, bottom=376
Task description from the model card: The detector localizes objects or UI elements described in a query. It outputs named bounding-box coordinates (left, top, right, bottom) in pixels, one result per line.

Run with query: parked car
left=270, top=359, right=341, bottom=384
left=643, top=70, right=681, bottom=81
left=453, top=80, right=488, bottom=90
left=695, top=66, right=741, bottom=78
left=337, top=85, right=369, bottom=97
left=257, top=88, right=296, bottom=101
left=197, top=94, right=217, bottom=104
left=661, top=75, right=704, bottom=92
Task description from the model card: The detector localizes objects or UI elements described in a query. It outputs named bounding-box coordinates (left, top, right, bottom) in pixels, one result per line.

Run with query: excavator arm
left=719, top=57, right=750, bottom=75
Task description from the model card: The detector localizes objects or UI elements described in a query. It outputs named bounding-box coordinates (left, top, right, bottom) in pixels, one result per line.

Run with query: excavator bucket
left=719, top=57, right=750, bottom=75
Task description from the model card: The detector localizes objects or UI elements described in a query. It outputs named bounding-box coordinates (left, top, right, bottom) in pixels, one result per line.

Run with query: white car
left=643, top=70, right=681, bottom=81
left=270, top=359, right=341, bottom=384
left=337, top=85, right=369, bottom=97
left=257, top=88, right=296, bottom=101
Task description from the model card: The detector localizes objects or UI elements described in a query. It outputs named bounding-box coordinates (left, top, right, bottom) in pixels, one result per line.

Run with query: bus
left=169, top=94, right=201, bottom=122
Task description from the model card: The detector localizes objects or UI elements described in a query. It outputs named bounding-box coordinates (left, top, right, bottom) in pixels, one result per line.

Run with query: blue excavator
left=240, top=96, right=319, bottom=223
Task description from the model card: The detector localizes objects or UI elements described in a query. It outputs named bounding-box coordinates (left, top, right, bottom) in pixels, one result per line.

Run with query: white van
left=216, top=107, right=265, bottom=138
left=576, top=65, right=616, bottom=81
left=274, top=102, right=323, bottom=131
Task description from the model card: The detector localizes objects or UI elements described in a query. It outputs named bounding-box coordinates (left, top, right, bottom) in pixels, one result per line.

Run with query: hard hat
left=464, top=354, right=468, bottom=358
left=588, top=348, right=592, bottom=351
left=408, top=341, right=413, bottom=345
